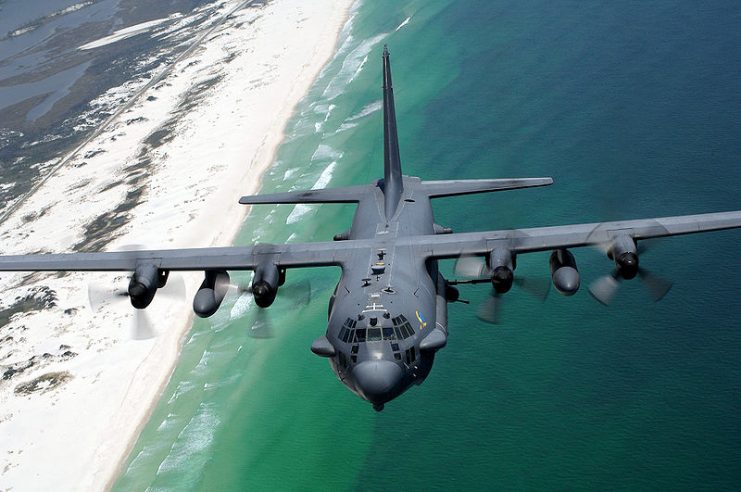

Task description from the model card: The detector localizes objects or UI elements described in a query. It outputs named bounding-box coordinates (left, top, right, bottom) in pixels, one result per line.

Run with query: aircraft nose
left=353, top=360, right=402, bottom=403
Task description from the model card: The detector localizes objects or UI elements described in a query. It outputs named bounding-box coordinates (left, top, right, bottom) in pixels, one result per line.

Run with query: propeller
left=470, top=276, right=552, bottom=325
left=220, top=278, right=313, bottom=338
left=474, top=292, right=506, bottom=324
left=453, top=251, right=550, bottom=325
left=87, top=274, right=186, bottom=339
left=86, top=245, right=186, bottom=339
left=586, top=221, right=673, bottom=305
left=225, top=278, right=312, bottom=304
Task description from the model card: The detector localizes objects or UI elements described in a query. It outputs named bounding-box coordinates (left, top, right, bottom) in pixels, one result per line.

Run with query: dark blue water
left=118, top=0, right=741, bottom=489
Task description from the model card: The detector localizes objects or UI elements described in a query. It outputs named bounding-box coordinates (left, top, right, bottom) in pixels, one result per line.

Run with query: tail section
left=239, top=185, right=368, bottom=205
left=239, top=47, right=554, bottom=211
left=420, top=178, right=553, bottom=198
left=382, top=45, right=404, bottom=220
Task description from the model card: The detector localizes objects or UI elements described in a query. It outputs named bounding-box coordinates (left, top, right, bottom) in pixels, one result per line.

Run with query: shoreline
left=0, top=0, right=354, bottom=489
left=107, top=2, right=356, bottom=487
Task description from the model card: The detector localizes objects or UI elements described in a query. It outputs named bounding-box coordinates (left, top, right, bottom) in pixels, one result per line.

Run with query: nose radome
left=354, top=360, right=402, bottom=403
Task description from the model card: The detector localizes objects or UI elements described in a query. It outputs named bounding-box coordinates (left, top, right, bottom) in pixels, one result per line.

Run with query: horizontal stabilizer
left=421, top=178, right=553, bottom=198
left=239, top=185, right=369, bottom=205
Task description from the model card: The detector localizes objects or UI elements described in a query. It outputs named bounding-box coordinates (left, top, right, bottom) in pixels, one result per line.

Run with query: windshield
left=338, top=314, right=416, bottom=344
left=367, top=328, right=382, bottom=341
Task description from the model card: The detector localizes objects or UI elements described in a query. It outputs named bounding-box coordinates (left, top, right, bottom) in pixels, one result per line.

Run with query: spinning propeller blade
left=222, top=278, right=313, bottom=338
left=476, top=294, right=502, bottom=325
left=639, top=268, right=673, bottom=302
left=514, top=276, right=551, bottom=302
left=86, top=246, right=187, bottom=339
left=453, top=254, right=549, bottom=325
left=87, top=275, right=186, bottom=339
left=454, top=255, right=488, bottom=279
left=588, top=272, right=621, bottom=306
left=587, top=220, right=673, bottom=305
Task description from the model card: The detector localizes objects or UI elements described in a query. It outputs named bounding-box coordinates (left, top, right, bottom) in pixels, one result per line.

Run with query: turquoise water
left=116, top=0, right=741, bottom=490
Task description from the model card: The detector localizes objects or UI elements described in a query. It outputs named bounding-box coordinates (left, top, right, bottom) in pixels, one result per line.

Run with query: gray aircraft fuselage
left=311, top=47, right=450, bottom=411
left=325, top=176, right=443, bottom=411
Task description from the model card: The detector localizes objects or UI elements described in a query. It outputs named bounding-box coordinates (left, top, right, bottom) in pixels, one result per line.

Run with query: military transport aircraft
left=1, top=46, right=740, bottom=411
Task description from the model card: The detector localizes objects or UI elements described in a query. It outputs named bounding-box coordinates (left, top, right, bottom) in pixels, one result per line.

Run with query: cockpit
left=335, top=313, right=418, bottom=369
left=325, top=306, right=429, bottom=411
left=337, top=314, right=416, bottom=345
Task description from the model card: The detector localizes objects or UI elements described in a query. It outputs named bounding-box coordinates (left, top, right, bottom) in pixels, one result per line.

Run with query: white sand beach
left=0, top=0, right=353, bottom=489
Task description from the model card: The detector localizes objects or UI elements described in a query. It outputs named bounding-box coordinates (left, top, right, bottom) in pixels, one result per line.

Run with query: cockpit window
left=344, top=315, right=415, bottom=344
left=402, top=323, right=413, bottom=338
left=391, top=315, right=415, bottom=339
left=339, top=318, right=361, bottom=343
left=400, top=324, right=410, bottom=338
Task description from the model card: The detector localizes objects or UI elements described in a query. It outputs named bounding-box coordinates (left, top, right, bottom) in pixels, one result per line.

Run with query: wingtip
left=528, top=177, right=555, bottom=186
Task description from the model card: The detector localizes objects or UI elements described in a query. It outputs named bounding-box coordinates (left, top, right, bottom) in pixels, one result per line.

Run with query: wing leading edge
left=406, top=210, right=741, bottom=259
left=0, top=211, right=739, bottom=273
left=0, top=240, right=374, bottom=272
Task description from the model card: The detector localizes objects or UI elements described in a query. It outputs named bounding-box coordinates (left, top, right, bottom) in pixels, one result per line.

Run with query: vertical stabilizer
left=382, top=45, right=403, bottom=220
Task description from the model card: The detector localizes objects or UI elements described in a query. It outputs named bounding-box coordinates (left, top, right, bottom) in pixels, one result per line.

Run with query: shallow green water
left=116, top=1, right=741, bottom=490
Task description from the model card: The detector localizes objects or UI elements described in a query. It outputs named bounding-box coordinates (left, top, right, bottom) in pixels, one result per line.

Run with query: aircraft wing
left=406, top=211, right=741, bottom=259
left=0, top=240, right=374, bottom=273
left=1, top=211, right=740, bottom=273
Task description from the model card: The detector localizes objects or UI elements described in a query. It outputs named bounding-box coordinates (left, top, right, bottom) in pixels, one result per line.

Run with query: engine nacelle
left=157, top=269, right=170, bottom=288
left=128, top=264, right=159, bottom=309
left=252, top=264, right=280, bottom=308
left=193, top=270, right=230, bottom=318
left=489, top=249, right=514, bottom=294
left=550, top=249, right=580, bottom=296
left=609, top=235, right=639, bottom=279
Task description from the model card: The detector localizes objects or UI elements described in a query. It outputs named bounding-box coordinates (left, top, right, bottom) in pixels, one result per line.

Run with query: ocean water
left=116, top=0, right=741, bottom=490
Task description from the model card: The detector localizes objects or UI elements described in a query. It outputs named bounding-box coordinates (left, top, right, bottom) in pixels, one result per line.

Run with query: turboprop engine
left=252, top=264, right=282, bottom=308
left=549, top=249, right=580, bottom=296
left=609, top=234, right=639, bottom=279
left=193, top=270, right=230, bottom=318
left=489, top=249, right=515, bottom=294
left=128, top=264, right=166, bottom=309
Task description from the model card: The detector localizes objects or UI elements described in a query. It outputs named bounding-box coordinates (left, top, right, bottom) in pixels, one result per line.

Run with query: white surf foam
left=155, top=403, right=220, bottom=475
left=311, top=143, right=343, bottom=162
left=396, top=16, right=412, bottom=31
left=285, top=161, right=338, bottom=224
left=322, top=33, right=387, bottom=101
left=348, top=100, right=382, bottom=122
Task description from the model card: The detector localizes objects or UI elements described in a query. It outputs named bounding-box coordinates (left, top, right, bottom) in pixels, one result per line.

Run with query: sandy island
left=0, top=0, right=353, bottom=489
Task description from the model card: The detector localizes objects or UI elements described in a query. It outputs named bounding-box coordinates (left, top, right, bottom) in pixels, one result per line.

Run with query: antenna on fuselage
left=382, top=45, right=404, bottom=221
